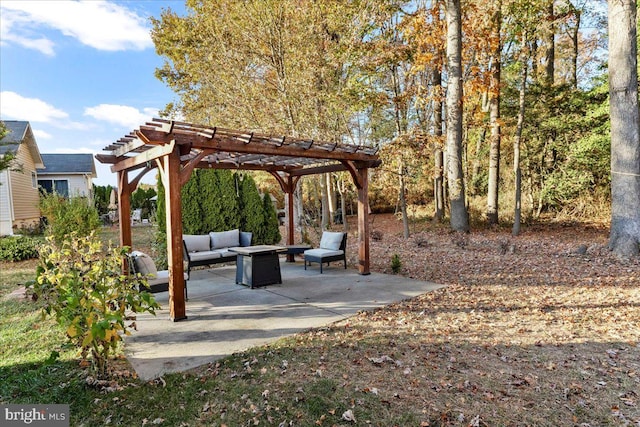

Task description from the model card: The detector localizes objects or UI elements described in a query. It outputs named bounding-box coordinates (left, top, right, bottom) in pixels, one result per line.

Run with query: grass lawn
left=1, top=218, right=639, bottom=426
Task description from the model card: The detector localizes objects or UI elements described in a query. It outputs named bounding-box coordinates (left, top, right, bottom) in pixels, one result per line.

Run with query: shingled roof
left=0, top=120, right=29, bottom=155
left=0, top=120, right=44, bottom=167
left=38, top=153, right=97, bottom=177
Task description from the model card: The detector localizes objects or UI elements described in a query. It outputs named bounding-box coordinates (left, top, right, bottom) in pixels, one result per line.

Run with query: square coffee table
left=229, top=245, right=287, bottom=288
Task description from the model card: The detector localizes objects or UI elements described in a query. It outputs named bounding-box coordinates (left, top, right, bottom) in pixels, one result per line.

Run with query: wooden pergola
left=96, top=118, right=381, bottom=321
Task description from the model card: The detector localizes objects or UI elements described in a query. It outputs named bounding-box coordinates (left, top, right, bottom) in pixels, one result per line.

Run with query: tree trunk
left=399, top=161, right=410, bottom=238
left=445, top=0, right=469, bottom=232
left=433, top=66, right=445, bottom=222
left=568, top=3, right=580, bottom=88
left=327, top=173, right=337, bottom=225
left=543, top=0, right=555, bottom=85
left=487, top=0, right=502, bottom=226
left=608, top=0, right=640, bottom=258
left=320, top=174, right=329, bottom=230
left=513, top=32, right=529, bottom=236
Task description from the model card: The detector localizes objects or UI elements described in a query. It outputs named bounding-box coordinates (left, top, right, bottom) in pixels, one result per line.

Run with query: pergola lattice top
left=95, top=118, right=380, bottom=321
left=97, top=118, right=380, bottom=176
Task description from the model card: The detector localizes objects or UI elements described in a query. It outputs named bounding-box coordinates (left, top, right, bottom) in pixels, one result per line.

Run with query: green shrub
left=0, top=235, right=41, bottom=262
left=39, top=193, right=101, bottom=242
left=391, top=254, right=402, bottom=274
left=261, top=192, right=282, bottom=245
left=27, top=232, right=160, bottom=378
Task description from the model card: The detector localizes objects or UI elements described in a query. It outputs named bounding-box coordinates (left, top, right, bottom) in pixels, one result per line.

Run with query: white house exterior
left=37, top=154, right=97, bottom=198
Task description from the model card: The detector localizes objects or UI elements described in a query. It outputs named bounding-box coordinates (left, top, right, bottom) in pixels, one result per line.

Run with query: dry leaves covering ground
left=298, top=214, right=640, bottom=426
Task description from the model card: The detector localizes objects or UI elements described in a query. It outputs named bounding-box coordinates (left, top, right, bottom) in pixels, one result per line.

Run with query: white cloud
left=0, top=9, right=56, bottom=56
left=84, top=104, right=157, bottom=129
left=0, top=91, right=69, bottom=122
left=32, top=129, right=52, bottom=140
left=1, top=91, right=90, bottom=130
left=0, top=0, right=152, bottom=54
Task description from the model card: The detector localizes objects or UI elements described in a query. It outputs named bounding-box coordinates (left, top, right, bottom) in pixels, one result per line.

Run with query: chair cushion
left=183, top=234, right=211, bottom=252
left=304, top=248, right=344, bottom=258
left=210, top=229, right=240, bottom=249
left=146, top=270, right=189, bottom=286
left=189, top=250, right=222, bottom=263
left=319, top=232, right=344, bottom=251
left=240, top=231, right=252, bottom=247
left=131, top=251, right=158, bottom=276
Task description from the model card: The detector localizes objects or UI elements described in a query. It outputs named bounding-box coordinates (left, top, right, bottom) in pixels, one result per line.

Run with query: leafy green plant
left=0, top=235, right=41, bottom=262
left=261, top=192, right=282, bottom=244
left=39, top=193, right=101, bottom=242
left=391, top=253, right=401, bottom=274
left=26, top=232, right=160, bottom=378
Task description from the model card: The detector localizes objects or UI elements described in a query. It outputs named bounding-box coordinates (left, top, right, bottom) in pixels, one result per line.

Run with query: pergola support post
left=357, top=168, right=371, bottom=275
left=117, top=170, right=132, bottom=252
left=286, top=175, right=296, bottom=261
left=161, top=146, right=187, bottom=321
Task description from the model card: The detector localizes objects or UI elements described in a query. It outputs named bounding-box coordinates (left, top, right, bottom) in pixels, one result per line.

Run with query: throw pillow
left=131, top=251, right=158, bottom=277
left=320, top=231, right=344, bottom=251
left=210, top=229, right=240, bottom=249
left=183, top=234, right=210, bottom=252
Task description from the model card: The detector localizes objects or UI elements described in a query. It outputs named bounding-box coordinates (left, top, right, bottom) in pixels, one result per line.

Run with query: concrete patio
left=125, top=259, right=444, bottom=381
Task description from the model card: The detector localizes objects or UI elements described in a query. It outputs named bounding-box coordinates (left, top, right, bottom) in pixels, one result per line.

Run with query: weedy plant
left=391, top=253, right=402, bottom=274
left=26, top=231, right=160, bottom=378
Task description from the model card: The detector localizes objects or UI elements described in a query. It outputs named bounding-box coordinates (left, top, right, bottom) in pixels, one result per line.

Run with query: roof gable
left=38, top=153, right=97, bottom=177
left=0, top=120, right=44, bottom=167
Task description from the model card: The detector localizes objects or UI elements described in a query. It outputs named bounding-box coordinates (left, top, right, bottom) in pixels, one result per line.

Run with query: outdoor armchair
left=128, top=251, right=189, bottom=300
left=303, top=231, right=347, bottom=273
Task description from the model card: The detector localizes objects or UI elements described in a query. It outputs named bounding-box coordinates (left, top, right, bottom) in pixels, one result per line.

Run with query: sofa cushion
left=131, top=251, right=158, bottom=276
left=319, top=232, right=344, bottom=251
left=210, top=229, right=240, bottom=249
left=183, top=234, right=211, bottom=253
left=189, top=250, right=222, bottom=263
left=304, top=248, right=344, bottom=258
left=213, top=249, right=237, bottom=258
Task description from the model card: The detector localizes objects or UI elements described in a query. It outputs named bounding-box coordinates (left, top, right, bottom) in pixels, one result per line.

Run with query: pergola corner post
left=162, top=145, right=187, bottom=321
left=356, top=167, right=371, bottom=275
left=117, top=170, right=132, bottom=251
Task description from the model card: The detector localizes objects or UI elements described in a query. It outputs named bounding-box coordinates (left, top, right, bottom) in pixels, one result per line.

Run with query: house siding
left=9, top=144, right=40, bottom=230
left=38, top=173, right=93, bottom=198
left=0, top=170, right=13, bottom=235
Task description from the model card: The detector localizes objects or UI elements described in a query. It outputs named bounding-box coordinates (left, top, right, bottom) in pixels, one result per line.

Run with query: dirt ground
left=302, top=213, right=640, bottom=425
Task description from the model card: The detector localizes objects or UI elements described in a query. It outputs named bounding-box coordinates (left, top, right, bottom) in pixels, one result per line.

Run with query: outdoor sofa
left=303, top=231, right=347, bottom=273
left=182, top=229, right=253, bottom=279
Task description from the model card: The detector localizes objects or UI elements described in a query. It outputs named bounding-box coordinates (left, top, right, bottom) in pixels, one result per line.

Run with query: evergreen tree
left=199, top=169, right=226, bottom=231
left=217, top=170, right=241, bottom=230
left=239, top=174, right=265, bottom=242
left=261, top=192, right=282, bottom=245
left=181, top=169, right=204, bottom=234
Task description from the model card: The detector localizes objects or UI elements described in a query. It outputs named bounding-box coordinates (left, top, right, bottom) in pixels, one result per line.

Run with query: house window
left=31, top=171, right=37, bottom=189
left=38, top=179, right=69, bottom=197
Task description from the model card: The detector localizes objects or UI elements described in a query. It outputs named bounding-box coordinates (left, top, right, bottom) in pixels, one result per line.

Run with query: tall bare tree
left=486, top=0, right=502, bottom=226
left=608, top=0, right=640, bottom=257
left=445, top=0, right=469, bottom=232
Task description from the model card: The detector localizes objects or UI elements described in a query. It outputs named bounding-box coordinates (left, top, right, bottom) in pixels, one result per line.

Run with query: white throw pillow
left=183, top=234, right=210, bottom=252
left=319, top=231, right=344, bottom=251
left=210, top=229, right=240, bottom=249
left=131, top=251, right=158, bottom=277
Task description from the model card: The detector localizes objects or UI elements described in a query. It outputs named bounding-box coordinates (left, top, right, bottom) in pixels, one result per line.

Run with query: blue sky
left=0, top=0, right=186, bottom=186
